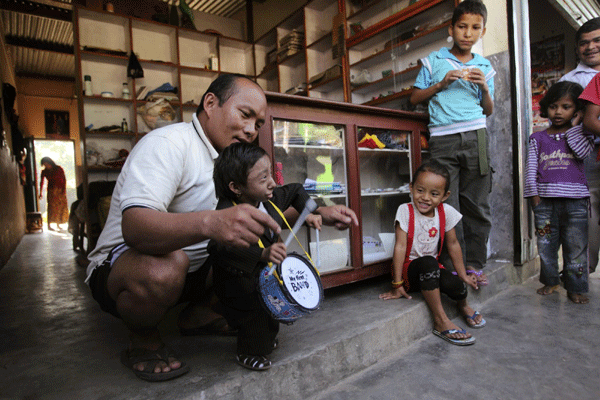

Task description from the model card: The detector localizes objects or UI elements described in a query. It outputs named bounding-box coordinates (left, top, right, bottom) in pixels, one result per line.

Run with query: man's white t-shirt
left=395, top=202, right=462, bottom=261
left=86, top=113, right=219, bottom=282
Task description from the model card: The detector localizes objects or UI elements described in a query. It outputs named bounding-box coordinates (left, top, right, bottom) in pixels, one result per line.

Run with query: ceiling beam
left=5, top=35, right=73, bottom=54
left=0, top=0, right=73, bottom=22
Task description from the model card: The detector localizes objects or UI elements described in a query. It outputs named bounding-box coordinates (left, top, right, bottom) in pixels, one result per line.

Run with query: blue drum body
left=258, top=253, right=323, bottom=324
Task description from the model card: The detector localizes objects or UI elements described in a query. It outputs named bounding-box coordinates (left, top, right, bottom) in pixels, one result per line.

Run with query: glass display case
left=260, top=92, right=427, bottom=288
left=357, top=127, right=412, bottom=265
left=272, top=119, right=351, bottom=275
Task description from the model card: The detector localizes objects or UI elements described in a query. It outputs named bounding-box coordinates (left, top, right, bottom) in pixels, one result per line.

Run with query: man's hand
left=207, top=204, right=282, bottom=248
left=316, top=205, right=359, bottom=230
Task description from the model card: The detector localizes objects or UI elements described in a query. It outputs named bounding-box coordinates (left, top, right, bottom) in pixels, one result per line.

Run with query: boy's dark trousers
left=214, top=268, right=279, bottom=356
left=429, top=129, right=492, bottom=270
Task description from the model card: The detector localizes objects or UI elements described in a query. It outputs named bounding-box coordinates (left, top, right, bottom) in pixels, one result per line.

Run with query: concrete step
left=163, top=258, right=539, bottom=400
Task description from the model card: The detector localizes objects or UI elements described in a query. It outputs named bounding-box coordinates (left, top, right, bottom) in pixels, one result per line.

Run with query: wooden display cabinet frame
left=259, top=92, right=428, bottom=288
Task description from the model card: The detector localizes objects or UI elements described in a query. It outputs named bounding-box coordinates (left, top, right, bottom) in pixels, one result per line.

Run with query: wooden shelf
left=362, top=88, right=414, bottom=107
left=346, top=0, right=446, bottom=48
left=358, top=147, right=410, bottom=154
left=274, top=144, right=344, bottom=150
left=83, top=95, right=133, bottom=103
left=361, top=190, right=410, bottom=197
left=80, top=49, right=128, bottom=60
left=351, top=65, right=420, bottom=94
left=310, top=76, right=343, bottom=92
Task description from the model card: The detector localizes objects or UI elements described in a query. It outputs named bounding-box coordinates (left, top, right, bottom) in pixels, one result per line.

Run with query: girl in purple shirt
left=524, top=81, right=594, bottom=304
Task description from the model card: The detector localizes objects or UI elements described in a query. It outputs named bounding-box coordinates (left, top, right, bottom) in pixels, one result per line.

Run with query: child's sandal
left=236, top=354, right=272, bottom=371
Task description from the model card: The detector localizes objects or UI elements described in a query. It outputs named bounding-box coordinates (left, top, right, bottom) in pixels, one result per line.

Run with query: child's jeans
left=533, top=197, right=589, bottom=294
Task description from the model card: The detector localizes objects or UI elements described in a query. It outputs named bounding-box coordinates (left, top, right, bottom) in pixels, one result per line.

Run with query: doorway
left=34, top=139, right=77, bottom=230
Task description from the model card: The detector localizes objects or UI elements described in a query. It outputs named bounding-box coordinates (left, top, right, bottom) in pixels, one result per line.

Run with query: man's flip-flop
left=465, top=311, right=486, bottom=328
left=180, top=317, right=238, bottom=336
left=120, top=344, right=189, bottom=382
left=432, top=329, right=476, bottom=346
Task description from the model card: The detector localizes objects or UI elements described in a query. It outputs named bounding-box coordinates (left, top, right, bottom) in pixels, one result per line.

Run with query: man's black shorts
left=88, top=250, right=211, bottom=319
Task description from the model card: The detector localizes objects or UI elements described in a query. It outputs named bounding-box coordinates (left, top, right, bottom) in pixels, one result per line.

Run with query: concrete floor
left=1, top=230, right=598, bottom=399
left=313, top=277, right=600, bottom=400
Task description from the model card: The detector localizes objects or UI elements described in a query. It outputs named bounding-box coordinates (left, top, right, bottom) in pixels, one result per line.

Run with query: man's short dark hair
left=452, top=0, right=487, bottom=26
left=576, top=17, right=600, bottom=44
left=196, top=73, right=255, bottom=114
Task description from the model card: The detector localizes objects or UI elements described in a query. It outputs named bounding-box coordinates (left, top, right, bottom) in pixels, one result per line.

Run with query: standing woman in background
left=39, top=156, right=69, bottom=231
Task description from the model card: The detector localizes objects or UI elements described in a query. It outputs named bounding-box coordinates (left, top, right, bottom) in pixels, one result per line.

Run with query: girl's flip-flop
left=465, top=311, right=486, bottom=328
left=432, top=328, right=476, bottom=346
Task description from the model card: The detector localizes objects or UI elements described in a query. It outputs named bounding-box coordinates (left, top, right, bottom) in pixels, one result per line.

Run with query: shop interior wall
left=16, top=78, right=81, bottom=182
left=0, top=17, right=25, bottom=269
left=528, top=0, right=577, bottom=71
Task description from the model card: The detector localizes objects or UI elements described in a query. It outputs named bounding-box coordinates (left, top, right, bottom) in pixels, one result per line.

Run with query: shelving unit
left=252, top=0, right=457, bottom=110
left=346, top=0, right=457, bottom=109
left=73, top=6, right=253, bottom=252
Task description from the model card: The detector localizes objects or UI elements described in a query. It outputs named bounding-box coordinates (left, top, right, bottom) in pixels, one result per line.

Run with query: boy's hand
left=305, top=214, right=322, bottom=230
left=379, top=287, right=412, bottom=300
left=440, top=70, right=462, bottom=89
left=465, top=68, right=489, bottom=92
left=261, top=242, right=287, bottom=264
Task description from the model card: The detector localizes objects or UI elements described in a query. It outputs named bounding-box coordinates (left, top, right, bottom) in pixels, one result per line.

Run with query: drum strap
left=232, top=200, right=319, bottom=284
left=266, top=201, right=316, bottom=273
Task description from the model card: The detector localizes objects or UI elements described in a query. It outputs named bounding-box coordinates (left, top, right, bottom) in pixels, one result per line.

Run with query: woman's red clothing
left=41, top=166, right=69, bottom=224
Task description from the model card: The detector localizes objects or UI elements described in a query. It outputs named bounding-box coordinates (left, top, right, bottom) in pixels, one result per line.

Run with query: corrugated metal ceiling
left=1, top=0, right=247, bottom=79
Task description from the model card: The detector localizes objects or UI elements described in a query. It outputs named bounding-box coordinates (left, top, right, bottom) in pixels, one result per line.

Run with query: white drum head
left=280, top=256, right=321, bottom=310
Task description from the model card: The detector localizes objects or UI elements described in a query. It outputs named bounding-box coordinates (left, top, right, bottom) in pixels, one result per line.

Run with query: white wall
left=481, top=0, right=509, bottom=56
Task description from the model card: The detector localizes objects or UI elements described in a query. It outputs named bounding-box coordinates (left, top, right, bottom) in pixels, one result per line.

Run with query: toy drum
left=258, top=253, right=323, bottom=324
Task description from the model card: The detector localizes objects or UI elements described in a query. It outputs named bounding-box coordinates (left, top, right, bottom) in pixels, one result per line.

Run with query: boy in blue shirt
left=410, top=0, right=495, bottom=285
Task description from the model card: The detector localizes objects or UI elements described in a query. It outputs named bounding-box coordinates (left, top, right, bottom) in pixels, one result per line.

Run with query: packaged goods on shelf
left=303, top=179, right=345, bottom=195
left=309, top=64, right=342, bottom=86
left=277, top=30, right=305, bottom=61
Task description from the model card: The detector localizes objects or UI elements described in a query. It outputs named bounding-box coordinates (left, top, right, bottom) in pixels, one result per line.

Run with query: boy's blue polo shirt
left=414, top=47, right=495, bottom=136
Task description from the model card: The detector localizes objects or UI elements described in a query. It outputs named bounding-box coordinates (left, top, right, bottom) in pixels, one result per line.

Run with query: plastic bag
left=137, top=98, right=177, bottom=130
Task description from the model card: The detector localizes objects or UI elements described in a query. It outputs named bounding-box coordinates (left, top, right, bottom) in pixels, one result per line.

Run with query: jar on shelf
left=84, top=75, right=93, bottom=96
left=122, top=83, right=130, bottom=99
left=209, top=54, right=218, bottom=71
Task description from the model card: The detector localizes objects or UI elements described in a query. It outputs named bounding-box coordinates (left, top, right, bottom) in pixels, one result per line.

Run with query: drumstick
left=269, top=198, right=318, bottom=275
